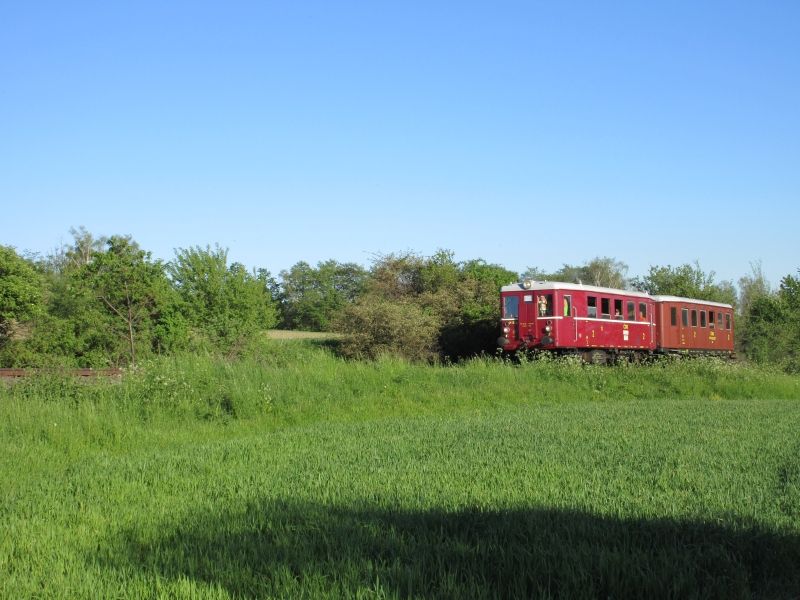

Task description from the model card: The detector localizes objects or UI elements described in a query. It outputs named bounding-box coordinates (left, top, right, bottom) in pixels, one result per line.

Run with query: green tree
left=462, top=259, right=518, bottom=291
left=9, top=228, right=118, bottom=367
left=169, top=245, right=277, bottom=350
left=520, top=266, right=550, bottom=282
left=630, top=262, right=737, bottom=306
left=739, top=271, right=800, bottom=372
left=523, top=257, right=628, bottom=288
left=80, top=236, right=175, bottom=366
left=279, top=260, right=366, bottom=331
left=365, top=252, right=426, bottom=300
left=0, top=245, right=43, bottom=345
left=581, top=257, right=629, bottom=288
left=336, top=251, right=517, bottom=361
left=336, top=298, right=442, bottom=362
left=459, top=259, right=518, bottom=320
left=738, top=261, right=771, bottom=315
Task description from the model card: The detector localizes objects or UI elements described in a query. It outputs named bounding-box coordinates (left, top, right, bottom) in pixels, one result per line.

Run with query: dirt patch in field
left=266, top=330, right=343, bottom=341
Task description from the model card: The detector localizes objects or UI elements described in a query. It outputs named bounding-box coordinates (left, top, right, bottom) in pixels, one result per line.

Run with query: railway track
left=0, top=368, right=123, bottom=378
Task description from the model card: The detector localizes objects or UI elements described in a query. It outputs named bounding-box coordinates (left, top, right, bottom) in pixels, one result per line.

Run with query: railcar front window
left=503, top=296, right=519, bottom=319
left=639, top=303, right=648, bottom=321
left=563, top=295, right=572, bottom=316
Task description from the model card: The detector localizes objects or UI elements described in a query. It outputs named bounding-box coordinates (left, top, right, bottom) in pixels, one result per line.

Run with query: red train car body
left=498, top=281, right=734, bottom=361
left=651, top=296, right=735, bottom=353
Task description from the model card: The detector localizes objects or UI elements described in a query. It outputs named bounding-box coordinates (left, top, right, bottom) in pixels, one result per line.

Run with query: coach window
left=639, top=302, right=648, bottom=321
left=691, top=309, right=698, bottom=327
left=563, top=295, right=572, bottom=317
left=725, top=313, right=731, bottom=330
left=700, top=310, right=707, bottom=327
left=587, top=296, right=597, bottom=318
left=627, top=301, right=635, bottom=320
left=718, top=312, right=723, bottom=328
left=709, top=310, right=715, bottom=328
left=503, top=295, right=519, bottom=319
left=682, top=308, right=689, bottom=326
left=601, top=298, right=610, bottom=319
left=614, top=299, right=623, bottom=319
left=671, top=307, right=677, bottom=326
left=538, top=293, right=554, bottom=317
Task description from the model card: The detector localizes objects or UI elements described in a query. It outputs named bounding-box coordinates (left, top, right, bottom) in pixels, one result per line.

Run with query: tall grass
left=2, top=342, right=799, bottom=598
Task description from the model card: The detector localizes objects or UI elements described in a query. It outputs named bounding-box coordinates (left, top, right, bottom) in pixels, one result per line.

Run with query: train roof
left=500, top=281, right=651, bottom=298
left=500, top=281, right=733, bottom=309
left=649, top=295, right=733, bottom=309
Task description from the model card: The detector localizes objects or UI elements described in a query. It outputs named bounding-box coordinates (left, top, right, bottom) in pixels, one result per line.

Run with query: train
left=497, top=280, right=734, bottom=363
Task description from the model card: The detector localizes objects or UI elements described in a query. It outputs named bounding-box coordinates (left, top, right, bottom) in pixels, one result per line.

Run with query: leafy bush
left=168, top=245, right=278, bottom=352
left=334, top=251, right=515, bottom=362
left=335, top=299, right=441, bottom=361
left=0, top=245, right=43, bottom=343
left=739, top=273, right=800, bottom=373
left=278, top=260, right=367, bottom=331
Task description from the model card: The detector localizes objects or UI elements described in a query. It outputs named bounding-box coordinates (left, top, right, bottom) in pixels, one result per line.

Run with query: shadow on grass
left=99, top=500, right=800, bottom=599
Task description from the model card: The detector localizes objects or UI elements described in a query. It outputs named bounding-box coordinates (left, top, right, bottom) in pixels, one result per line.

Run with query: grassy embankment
left=2, top=341, right=799, bottom=598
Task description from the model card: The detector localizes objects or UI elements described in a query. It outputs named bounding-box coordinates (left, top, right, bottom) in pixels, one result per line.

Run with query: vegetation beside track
left=2, top=342, right=799, bottom=598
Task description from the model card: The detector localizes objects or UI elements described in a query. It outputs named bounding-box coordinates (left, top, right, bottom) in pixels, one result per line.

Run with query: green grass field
left=2, top=343, right=799, bottom=598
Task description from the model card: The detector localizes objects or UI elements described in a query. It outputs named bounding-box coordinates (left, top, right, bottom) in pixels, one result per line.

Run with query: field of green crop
left=2, top=343, right=799, bottom=598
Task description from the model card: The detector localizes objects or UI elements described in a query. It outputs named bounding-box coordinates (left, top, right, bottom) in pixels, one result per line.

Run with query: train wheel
left=589, top=350, right=608, bottom=365
left=583, top=349, right=608, bottom=365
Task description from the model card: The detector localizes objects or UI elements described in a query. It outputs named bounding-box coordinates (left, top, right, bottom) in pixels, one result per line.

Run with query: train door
left=679, top=306, right=689, bottom=347
left=502, top=293, right=521, bottom=343
left=561, top=293, right=577, bottom=346
left=519, top=291, right=535, bottom=342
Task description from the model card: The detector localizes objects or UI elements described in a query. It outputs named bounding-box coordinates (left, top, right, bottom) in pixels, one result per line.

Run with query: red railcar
left=651, top=295, right=735, bottom=354
left=498, top=281, right=734, bottom=362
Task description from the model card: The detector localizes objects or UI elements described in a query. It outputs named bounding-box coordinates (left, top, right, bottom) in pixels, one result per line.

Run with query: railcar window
left=709, top=310, right=715, bottom=328
left=682, top=308, right=689, bottom=326
left=671, top=307, right=677, bottom=326
left=718, top=312, right=723, bottom=327
left=614, top=299, right=623, bottom=319
left=601, top=298, right=610, bottom=319
left=587, top=296, right=597, bottom=318
left=563, top=295, right=572, bottom=317
left=700, top=310, right=707, bottom=327
left=503, top=296, right=519, bottom=319
left=537, top=293, right=554, bottom=317
left=691, top=310, right=698, bottom=327
left=639, top=302, right=648, bottom=321
left=627, top=301, right=635, bottom=320
left=725, top=313, right=731, bottom=330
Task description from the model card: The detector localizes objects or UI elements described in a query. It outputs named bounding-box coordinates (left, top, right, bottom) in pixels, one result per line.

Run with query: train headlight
left=544, top=325, right=552, bottom=334
left=503, top=326, right=510, bottom=334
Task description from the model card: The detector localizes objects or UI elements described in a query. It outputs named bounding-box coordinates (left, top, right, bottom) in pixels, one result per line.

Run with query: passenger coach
left=651, top=295, right=734, bottom=354
left=498, top=281, right=734, bottom=362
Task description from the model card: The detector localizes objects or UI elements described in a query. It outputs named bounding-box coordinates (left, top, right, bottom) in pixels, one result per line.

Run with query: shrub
left=335, top=299, right=441, bottom=362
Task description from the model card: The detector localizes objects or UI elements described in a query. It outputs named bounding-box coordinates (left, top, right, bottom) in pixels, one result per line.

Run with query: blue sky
left=2, top=1, right=798, bottom=287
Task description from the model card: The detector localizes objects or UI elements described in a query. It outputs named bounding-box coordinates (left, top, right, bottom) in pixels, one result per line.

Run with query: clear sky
left=2, top=1, right=798, bottom=287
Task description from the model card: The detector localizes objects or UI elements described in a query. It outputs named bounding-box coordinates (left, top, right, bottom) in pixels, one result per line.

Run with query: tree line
left=0, top=228, right=797, bottom=371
